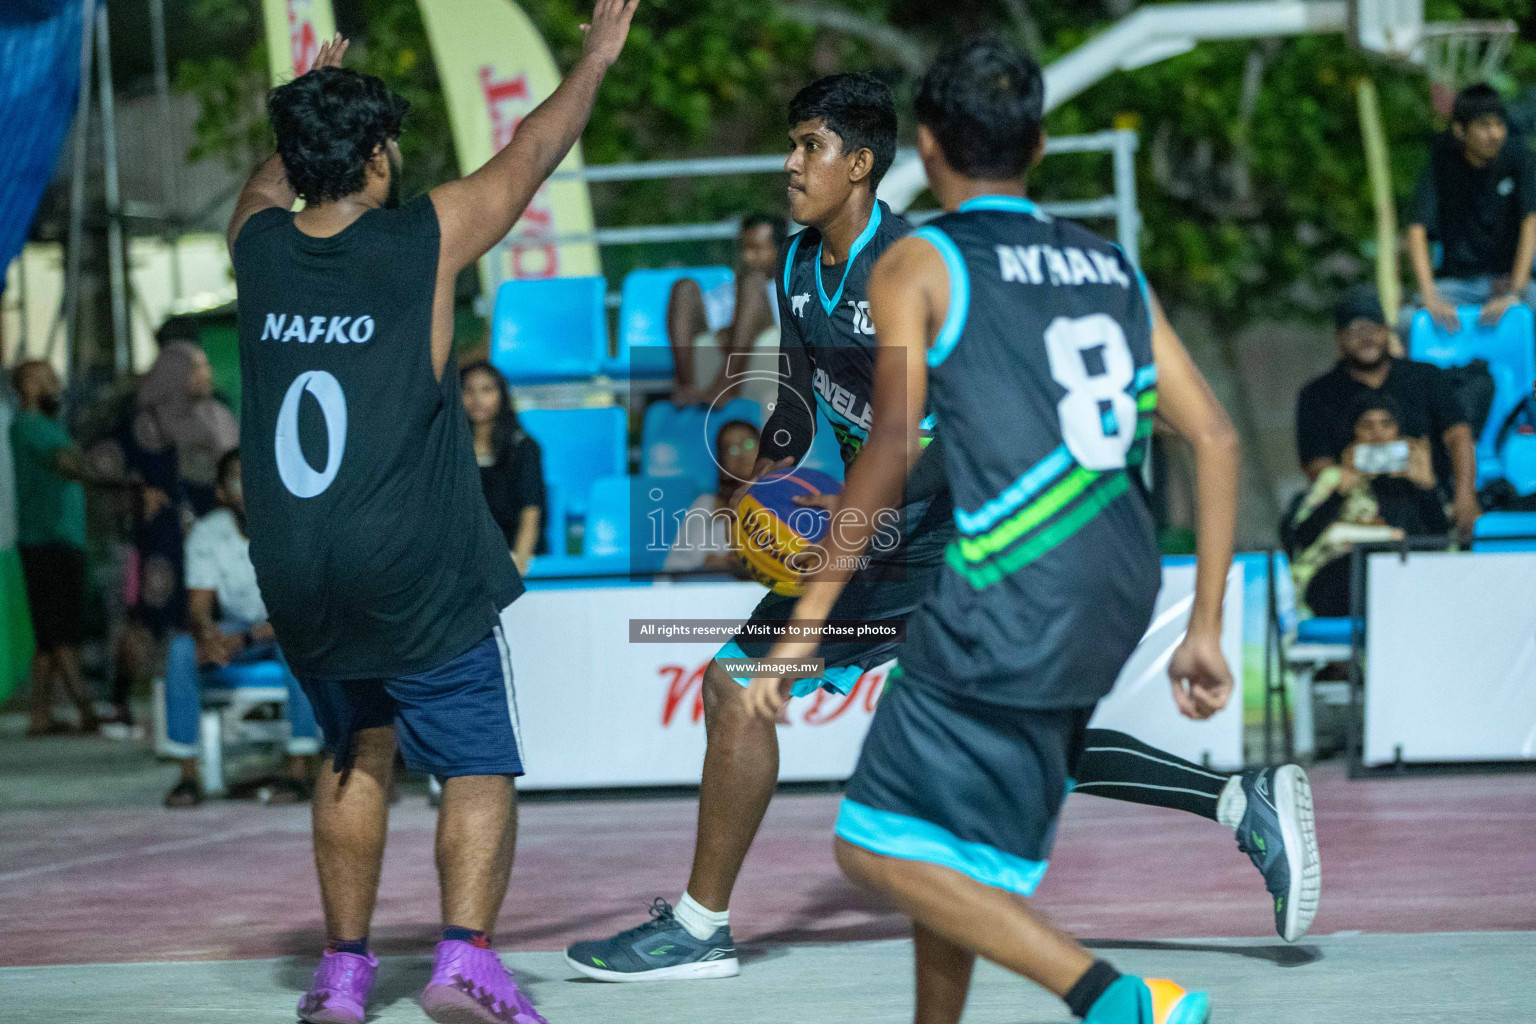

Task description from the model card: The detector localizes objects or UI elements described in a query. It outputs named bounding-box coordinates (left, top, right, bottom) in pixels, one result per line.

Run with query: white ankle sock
left=1216, top=775, right=1247, bottom=832
left=674, top=892, right=729, bottom=941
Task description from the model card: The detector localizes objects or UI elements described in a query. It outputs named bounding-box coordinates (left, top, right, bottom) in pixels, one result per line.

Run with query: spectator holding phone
left=663, top=419, right=760, bottom=574
left=1290, top=392, right=1449, bottom=617
left=1407, top=83, right=1536, bottom=330
left=1296, top=287, right=1479, bottom=535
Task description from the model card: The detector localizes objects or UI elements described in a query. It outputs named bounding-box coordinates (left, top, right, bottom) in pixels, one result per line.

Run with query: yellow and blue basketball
left=734, top=468, right=842, bottom=595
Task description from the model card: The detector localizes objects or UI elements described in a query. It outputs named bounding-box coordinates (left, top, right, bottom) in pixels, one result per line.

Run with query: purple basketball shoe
left=297, top=949, right=378, bottom=1024
left=421, top=940, right=548, bottom=1024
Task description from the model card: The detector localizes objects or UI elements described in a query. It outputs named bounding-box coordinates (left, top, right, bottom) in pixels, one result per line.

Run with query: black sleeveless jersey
left=762, top=201, right=950, bottom=566
left=897, top=195, right=1161, bottom=709
left=232, top=197, right=522, bottom=680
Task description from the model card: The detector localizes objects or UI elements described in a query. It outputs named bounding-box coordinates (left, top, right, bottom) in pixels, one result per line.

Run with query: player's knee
left=667, top=275, right=704, bottom=316
left=701, top=662, right=751, bottom=731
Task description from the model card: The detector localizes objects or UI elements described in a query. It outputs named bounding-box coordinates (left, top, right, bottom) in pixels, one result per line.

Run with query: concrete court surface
left=3, top=726, right=1535, bottom=1022
left=2, top=932, right=1532, bottom=1023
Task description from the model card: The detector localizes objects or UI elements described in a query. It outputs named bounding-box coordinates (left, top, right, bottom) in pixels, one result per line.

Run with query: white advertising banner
left=1365, top=551, right=1536, bottom=766
left=505, top=564, right=1245, bottom=791
left=503, top=581, right=882, bottom=790
left=1088, top=563, right=1246, bottom=770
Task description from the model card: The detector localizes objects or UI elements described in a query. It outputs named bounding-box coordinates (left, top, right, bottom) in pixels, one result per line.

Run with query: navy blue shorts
left=297, top=629, right=524, bottom=778
left=837, top=666, right=1093, bottom=896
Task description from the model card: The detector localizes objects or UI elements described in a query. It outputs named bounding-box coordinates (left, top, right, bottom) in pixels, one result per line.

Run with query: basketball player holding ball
left=226, top=6, right=636, bottom=1022
left=568, top=71, right=1319, bottom=985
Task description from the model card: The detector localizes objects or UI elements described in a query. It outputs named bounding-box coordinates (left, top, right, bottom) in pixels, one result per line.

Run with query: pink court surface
left=2, top=734, right=1534, bottom=1022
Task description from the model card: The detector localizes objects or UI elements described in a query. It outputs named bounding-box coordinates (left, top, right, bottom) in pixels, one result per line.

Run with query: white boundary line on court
left=2, top=933, right=1534, bottom=974
left=0, top=823, right=282, bottom=885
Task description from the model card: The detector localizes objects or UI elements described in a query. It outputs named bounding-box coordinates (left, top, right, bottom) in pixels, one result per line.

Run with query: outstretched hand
left=581, top=0, right=640, bottom=69
left=306, top=34, right=350, bottom=74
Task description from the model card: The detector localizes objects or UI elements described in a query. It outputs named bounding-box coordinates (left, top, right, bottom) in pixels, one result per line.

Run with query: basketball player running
left=752, top=37, right=1237, bottom=1024
left=226, top=9, right=636, bottom=1024
left=567, top=71, right=1315, bottom=985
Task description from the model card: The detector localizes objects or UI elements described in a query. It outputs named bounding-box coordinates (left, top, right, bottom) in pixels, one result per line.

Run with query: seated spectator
left=664, top=420, right=761, bottom=574
left=1291, top=393, right=1449, bottom=617
left=163, top=450, right=319, bottom=808
left=461, top=361, right=547, bottom=572
left=667, top=214, right=787, bottom=409
left=1407, top=83, right=1536, bottom=330
left=1296, top=288, right=1479, bottom=534
left=11, top=361, right=102, bottom=735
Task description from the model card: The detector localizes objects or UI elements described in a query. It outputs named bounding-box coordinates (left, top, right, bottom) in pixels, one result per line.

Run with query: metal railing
left=539, top=130, right=1142, bottom=264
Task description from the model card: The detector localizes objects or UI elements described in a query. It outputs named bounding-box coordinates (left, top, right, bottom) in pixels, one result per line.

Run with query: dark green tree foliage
left=174, top=0, right=1536, bottom=320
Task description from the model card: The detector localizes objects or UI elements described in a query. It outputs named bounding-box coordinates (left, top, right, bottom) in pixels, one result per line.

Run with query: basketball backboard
left=1351, top=0, right=1425, bottom=58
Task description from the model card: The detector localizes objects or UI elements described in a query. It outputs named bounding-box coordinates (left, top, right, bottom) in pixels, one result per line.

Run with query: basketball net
left=1415, top=21, right=1517, bottom=115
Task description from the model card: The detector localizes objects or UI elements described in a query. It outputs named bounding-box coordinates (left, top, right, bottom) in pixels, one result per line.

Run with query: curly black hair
left=268, top=67, right=409, bottom=204
left=915, top=36, right=1044, bottom=180
left=788, top=72, right=898, bottom=188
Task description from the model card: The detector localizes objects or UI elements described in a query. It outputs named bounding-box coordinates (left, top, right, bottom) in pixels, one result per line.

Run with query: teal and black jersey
left=899, top=195, right=1161, bottom=709
left=762, top=200, right=950, bottom=566
left=761, top=200, right=911, bottom=465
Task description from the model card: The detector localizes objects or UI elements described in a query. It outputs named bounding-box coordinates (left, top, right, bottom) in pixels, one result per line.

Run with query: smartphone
left=1353, top=440, right=1410, bottom=475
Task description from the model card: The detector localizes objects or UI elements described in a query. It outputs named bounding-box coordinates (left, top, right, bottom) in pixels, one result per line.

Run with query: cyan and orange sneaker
left=1083, top=975, right=1210, bottom=1024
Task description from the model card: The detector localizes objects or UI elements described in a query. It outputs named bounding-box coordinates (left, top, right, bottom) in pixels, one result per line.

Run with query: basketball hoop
left=1416, top=21, right=1518, bottom=114
left=1353, top=2, right=1517, bottom=112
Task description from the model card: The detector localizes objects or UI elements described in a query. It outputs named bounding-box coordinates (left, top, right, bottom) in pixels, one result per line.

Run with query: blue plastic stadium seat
left=1409, top=304, right=1536, bottom=484
left=610, top=267, right=735, bottom=379
left=519, top=407, right=627, bottom=523
left=584, top=475, right=702, bottom=571
left=643, top=399, right=772, bottom=495
left=584, top=476, right=634, bottom=558
left=1501, top=434, right=1536, bottom=495
left=1471, top=510, right=1536, bottom=552
left=642, top=404, right=714, bottom=494
left=491, top=276, right=607, bottom=383
left=1295, top=616, right=1357, bottom=646
left=205, top=659, right=290, bottom=688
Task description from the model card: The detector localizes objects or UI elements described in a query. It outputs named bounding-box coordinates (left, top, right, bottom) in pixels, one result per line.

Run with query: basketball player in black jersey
left=569, top=71, right=1317, bottom=986
left=753, top=37, right=1258, bottom=1024
left=226, top=8, right=636, bottom=1023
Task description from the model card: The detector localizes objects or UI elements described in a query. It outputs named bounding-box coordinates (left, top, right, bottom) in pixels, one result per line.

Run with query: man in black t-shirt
left=225, top=8, right=636, bottom=1023
left=1296, top=289, right=1479, bottom=534
left=1407, top=83, right=1536, bottom=330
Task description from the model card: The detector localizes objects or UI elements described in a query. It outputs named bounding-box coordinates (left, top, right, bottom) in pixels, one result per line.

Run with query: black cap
left=1334, top=287, right=1387, bottom=331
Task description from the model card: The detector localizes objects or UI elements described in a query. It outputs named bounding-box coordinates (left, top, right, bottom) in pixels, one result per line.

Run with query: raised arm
left=747, top=235, right=944, bottom=720
left=1148, top=286, right=1240, bottom=720
left=429, top=0, right=638, bottom=278
left=225, top=35, right=350, bottom=252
